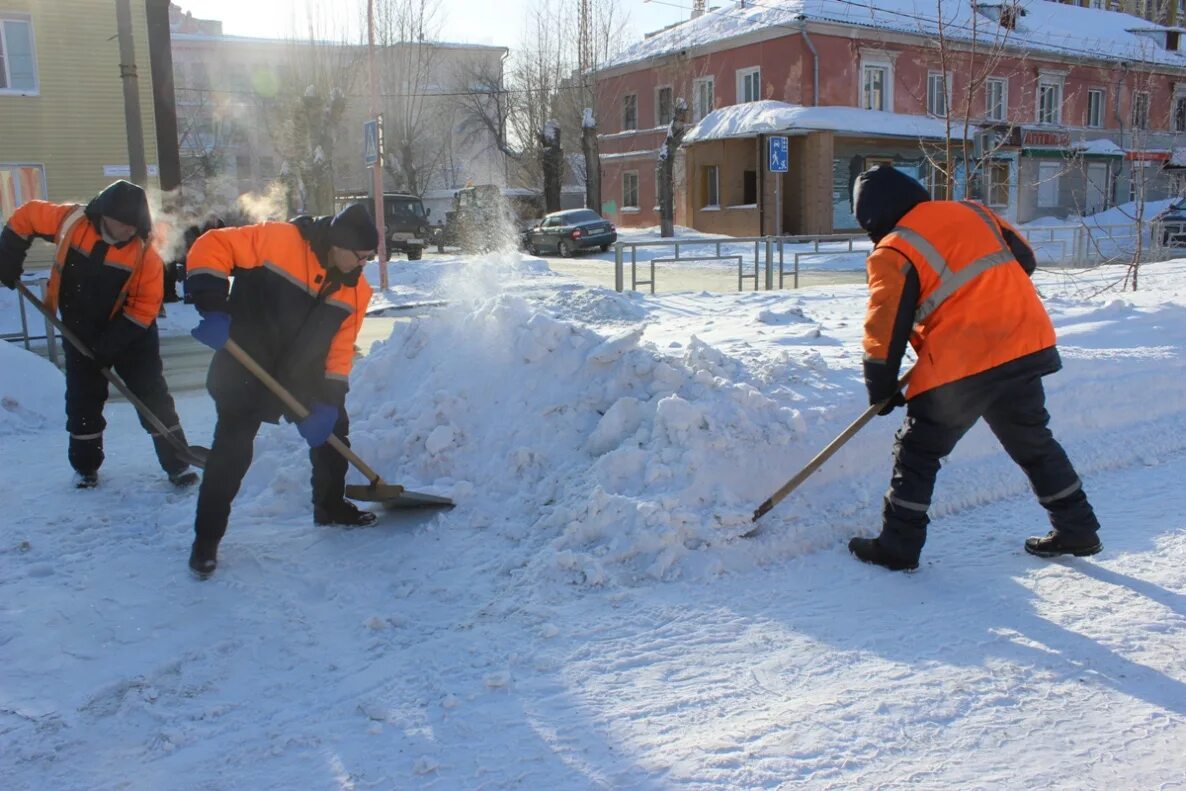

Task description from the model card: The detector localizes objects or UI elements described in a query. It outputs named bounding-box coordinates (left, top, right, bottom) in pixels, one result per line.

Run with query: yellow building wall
left=1, top=0, right=160, bottom=266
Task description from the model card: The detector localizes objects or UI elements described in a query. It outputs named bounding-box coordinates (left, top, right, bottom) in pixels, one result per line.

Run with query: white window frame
left=1087, top=89, right=1105, bottom=128
left=704, top=165, right=720, bottom=207
left=927, top=72, right=950, bottom=117
left=655, top=85, right=673, bottom=127
left=622, top=93, right=637, bottom=132
left=986, top=159, right=1011, bottom=207
left=736, top=67, right=760, bottom=104
left=0, top=13, right=39, bottom=95
left=622, top=170, right=639, bottom=209
left=1132, top=91, right=1150, bottom=130
left=1036, top=73, right=1065, bottom=126
left=693, top=76, right=714, bottom=122
left=0, top=162, right=48, bottom=217
left=860, top=54, right=894, bottom=112
left=985, top=77, right=1007, bottom=122
left=1037, top=161, right=1061, bottom=208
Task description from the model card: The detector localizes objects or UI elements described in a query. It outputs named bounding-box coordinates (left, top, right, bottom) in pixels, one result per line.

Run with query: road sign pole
left=367, top=0, right=388, bottom=289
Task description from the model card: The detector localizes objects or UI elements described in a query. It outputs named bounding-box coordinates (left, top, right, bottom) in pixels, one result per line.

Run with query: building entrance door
left=1086, top=162, right=1110, bottom=215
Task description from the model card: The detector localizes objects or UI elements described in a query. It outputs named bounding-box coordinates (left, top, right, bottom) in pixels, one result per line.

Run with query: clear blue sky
left=173, top=0, right=689, bottom=50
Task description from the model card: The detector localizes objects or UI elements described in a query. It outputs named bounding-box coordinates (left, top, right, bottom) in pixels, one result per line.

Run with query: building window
left=1087, top=89, right=1105, bottom=128
left=704, top=165, right=720, bottom=207
left=622, top=94, right=637, bottom=131
left=743, top=169, right=757, bottom=204
left=622, top=171, right=639, bottom=209
left=0, top=163, right=46, bottom=218
left=862, top=64, right=889, bottom=111
left=656, top=86, right=673, bottom=126
left=1037, top=162, right=1061, bottom=208
left=985, top=77, right=1007, bottom=121
left=1037, top=76, right=1063, bottom=125
left=1132, top=91, right=1150, bottom=129
left=259, top=156, right=275, bottom=177
left=927, top=72, right=948, bottom=117
left=737, top=67, right=760, bottom=103
left=0, top=14, right=38, bottom=93
left=693, top=77, right=714, bottom=122
left=1174, top=95, right=1186, bottom=132
left=987, top=160, right=1010, bottom=207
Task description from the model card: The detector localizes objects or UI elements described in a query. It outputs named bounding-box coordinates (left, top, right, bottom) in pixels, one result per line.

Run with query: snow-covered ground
left=3, top=250, right=1186, bottom=789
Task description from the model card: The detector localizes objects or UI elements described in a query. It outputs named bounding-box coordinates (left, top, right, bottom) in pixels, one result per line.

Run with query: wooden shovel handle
left=752, top=367, right=914, bottom=522
left=223, top=338, right=383, bottom=487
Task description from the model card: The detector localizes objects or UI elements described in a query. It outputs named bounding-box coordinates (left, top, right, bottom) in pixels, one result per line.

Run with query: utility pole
left=368, top=0, right=389, bottom=289
left=116, top=0, right=148, bottom=186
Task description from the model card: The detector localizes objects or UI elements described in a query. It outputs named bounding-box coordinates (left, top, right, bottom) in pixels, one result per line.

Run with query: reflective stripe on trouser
left=63, top=324, right=189, bottom=475
left=878, top=360, right=1099, bottom=562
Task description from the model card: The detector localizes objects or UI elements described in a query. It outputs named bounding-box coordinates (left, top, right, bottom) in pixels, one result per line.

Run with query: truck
left=433, top=185, right=544, bottom=253
left=335, top=191, right=433, bottom=261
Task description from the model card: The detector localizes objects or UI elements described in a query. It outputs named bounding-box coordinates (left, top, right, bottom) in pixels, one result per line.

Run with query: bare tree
left=375, top=0, right=453, bottom=195
left=657, top=98, right=689, bottom=237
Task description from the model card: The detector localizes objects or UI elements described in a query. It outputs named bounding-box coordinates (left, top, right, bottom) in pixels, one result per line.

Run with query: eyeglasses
left=352, top=250, right=375, bottom=263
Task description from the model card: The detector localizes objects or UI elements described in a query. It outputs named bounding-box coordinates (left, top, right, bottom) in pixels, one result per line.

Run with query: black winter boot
left=314, top=500, right=378, bottom=527
left=1024, top=530, right=1102, bottom=558
left=74, top=471, right=99, bottom=489
left=189, top=540, right=218, bottom=579
left=169, top=468, right=200, bottom=487
left=848, top=537, right=919, bottom=571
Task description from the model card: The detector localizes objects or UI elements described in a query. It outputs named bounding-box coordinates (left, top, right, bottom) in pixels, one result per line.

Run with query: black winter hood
left=290, top=214, right=364, bottom=287
left=85, top=180, right=153, bottom=241
left=852, top=165, right=931, bottom=244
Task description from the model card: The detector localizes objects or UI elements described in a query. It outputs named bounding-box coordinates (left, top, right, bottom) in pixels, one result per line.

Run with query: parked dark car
left=524, top=209, right=617, bottom=257
left=335, top=192, right=432, bottom=260
left=1156, top=198, right=1186, bottom=247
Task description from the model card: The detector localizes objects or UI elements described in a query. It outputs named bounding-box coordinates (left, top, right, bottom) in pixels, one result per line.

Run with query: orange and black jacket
left=186, top=217, right=372, bottom=419
left=0, top=193, right=162, bottom=353
left=854, top=168, right=1057, bottom=400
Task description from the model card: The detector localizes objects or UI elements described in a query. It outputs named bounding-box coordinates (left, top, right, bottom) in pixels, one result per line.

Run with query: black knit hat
left=89, top=180, right=152, bottom=239
left=329, top=203, right=379, bottom=251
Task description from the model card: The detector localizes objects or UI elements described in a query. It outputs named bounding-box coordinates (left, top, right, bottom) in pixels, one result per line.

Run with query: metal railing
left=1, top=277, right=60, bottom=366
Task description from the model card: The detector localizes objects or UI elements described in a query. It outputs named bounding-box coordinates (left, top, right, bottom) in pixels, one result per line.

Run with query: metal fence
left=1, top=278, right=60, bottom=365
left=612, top=221, right=1186, bottom=293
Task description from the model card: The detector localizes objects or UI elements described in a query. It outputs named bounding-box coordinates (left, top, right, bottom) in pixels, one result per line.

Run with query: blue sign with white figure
left=768, top=135, right=788, bottom=173
left=363, top=119, right=379, bottom=166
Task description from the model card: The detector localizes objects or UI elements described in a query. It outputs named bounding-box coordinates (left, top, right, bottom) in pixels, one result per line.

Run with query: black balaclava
left=851, top=165, right=932, bottom=244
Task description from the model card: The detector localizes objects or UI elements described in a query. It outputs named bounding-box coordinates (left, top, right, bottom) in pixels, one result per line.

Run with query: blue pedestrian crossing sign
left=768, top=135, right=788, bottom=173
left=363, top=119, right=379, bottom=167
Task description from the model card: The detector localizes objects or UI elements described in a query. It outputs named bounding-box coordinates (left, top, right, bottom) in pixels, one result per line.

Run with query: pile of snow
left=0, top=340, right=62, bottom=435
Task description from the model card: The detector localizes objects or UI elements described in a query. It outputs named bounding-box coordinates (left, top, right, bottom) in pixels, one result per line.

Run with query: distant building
left=596, top=0, right=1186, bottom=234
left=168, top=3, right=508, bottom=213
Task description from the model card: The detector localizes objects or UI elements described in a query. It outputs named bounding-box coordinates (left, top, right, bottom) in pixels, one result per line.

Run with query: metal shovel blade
left=345, top=482, right=455, bottom=509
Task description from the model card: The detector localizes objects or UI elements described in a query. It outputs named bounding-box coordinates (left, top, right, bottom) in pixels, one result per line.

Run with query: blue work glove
left=191, top=310, right=231, bottom=350
left=296, top=402, right=338, bottom=448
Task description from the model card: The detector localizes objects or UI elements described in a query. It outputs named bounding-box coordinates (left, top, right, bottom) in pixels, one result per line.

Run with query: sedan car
left=524, top=209, right=617, bottom=257
left=1156, top=198, right=1186, bottom=247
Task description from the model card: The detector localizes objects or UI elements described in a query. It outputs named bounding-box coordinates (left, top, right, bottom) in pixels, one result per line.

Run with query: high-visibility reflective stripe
left=961, top=201, right=1009, bottom=248
left=125, top=313, right=150, bottom=329
left=890, top=227, right=949, bottom=279
left=1039, top=479, right=1082, bottom=505
left=888, top=493, right=930, bottom=512
left=71, top=431, right=103, bottom=440
left=187, top=267, right=230, bottom=280
left=326, top=371, right=349, bottom=382
left=915, top=248, right=1016, bottom=323
left=326, top=296, right=357, bottom=315
left=264, top=260, right=320, bottom=296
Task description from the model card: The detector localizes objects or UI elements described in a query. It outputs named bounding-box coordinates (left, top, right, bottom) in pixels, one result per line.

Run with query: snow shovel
left=15, top=281, right=209, bottom=469
left=222, top=338, right=454, bottom=510
left=749, top=367, right=914, bottom=528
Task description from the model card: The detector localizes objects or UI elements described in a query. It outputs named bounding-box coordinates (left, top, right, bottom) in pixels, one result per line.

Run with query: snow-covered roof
left=683, top=100, right=972, bottom=143
left=1072, top=139, right=1126, bottom=157
left=608, top=0, right=1186, bottom=71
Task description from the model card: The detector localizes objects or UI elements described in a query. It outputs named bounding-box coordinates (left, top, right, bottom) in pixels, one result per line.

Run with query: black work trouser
left=193, top=404, right=350, bottom=549
left=63, top=324, right=189, bottom=476
left=877, top=365, right=1100, bottom=563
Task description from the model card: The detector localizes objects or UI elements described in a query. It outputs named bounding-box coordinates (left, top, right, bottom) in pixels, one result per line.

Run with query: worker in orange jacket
left=848, top=165, right=1100, bottom=571
left=0, top=181, right=199, bottom=489
left=184, top=204, right=378, bottom=578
